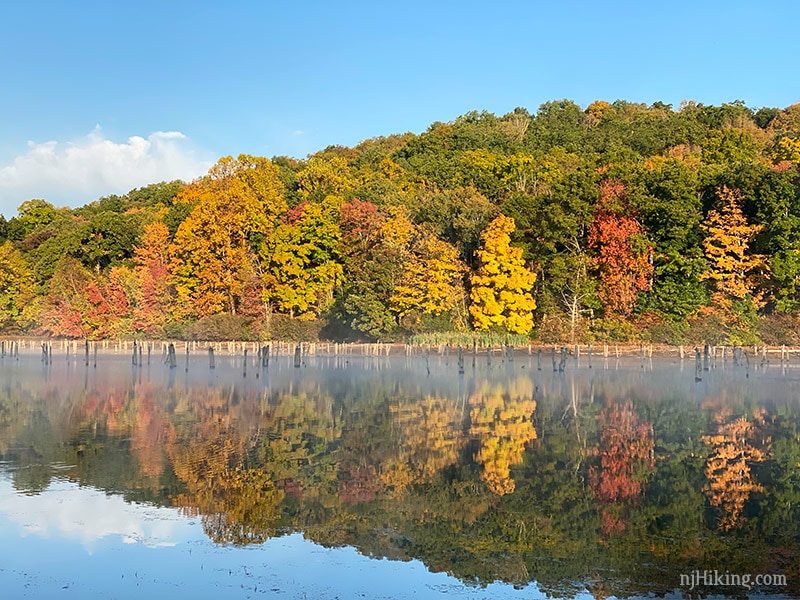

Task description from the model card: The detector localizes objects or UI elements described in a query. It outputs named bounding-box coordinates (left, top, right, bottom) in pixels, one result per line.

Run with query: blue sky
left=1, top=0, right=798, bottom=216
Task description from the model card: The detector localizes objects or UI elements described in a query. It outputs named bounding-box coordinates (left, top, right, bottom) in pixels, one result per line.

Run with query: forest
left=3, top=99, right=800, bottom=344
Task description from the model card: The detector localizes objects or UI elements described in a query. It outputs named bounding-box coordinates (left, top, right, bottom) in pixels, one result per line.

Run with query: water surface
left=1, top=350, right=799, bottom=598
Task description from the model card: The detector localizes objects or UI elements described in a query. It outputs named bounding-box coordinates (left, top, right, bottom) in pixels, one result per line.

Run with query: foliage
left=700, top=185, right=766, bottom=318
left=588, top=180, right=653, bottom=316
left=11, top=100, right=800, bottom=342
left=0, top=241, right=38, bottom=332
left=469, top=215, right=536, bottom=334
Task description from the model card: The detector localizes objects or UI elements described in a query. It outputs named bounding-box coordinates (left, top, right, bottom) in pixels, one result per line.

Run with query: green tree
left=6, top=199, right=57, bottom=241
left=261, top=198, right=342, bottom=318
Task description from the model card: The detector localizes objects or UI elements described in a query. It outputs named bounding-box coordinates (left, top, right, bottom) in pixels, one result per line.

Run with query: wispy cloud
left=0, top=127, right=214, bottom=217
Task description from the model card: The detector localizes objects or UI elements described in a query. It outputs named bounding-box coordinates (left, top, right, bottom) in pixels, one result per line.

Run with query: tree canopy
left=3, top=100, right=800, bottom=344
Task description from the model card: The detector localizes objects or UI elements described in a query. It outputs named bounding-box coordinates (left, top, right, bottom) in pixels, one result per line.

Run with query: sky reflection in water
left=0, top=476, right=541, bottom=599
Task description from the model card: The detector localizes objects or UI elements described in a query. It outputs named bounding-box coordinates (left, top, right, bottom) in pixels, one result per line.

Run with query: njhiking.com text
left=680, top=570, right=786, bottom=591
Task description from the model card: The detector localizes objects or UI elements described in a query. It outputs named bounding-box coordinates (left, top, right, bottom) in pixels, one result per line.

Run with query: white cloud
left=0, top=127, right=215, bottom=217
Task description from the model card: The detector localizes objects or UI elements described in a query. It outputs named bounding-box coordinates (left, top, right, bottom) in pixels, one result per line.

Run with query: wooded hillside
left=2, top=99, right=800, bottom=344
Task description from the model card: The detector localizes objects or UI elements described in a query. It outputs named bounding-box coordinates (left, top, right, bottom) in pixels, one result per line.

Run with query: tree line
left=2, top=99, right=800, bottom=343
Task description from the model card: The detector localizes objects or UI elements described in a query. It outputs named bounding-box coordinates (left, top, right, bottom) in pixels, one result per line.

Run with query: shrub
left=757, top=313, right=800, bottom=345
left=185, top=314, right=254, bottom=341
left=262, top=314, right=324, bottom=341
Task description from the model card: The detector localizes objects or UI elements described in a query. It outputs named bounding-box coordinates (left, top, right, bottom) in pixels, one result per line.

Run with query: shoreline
left=2, top=338, right=798, bottom=360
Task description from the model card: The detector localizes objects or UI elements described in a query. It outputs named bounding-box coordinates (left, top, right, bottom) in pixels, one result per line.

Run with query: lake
left=1, top=347, right=799, bottom=599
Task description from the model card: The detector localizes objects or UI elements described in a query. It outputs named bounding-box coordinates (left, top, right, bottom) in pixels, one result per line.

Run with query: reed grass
left=407, top=331, right=531, bottom=348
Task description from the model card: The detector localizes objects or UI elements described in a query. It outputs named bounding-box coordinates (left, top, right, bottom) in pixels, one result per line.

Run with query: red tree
left=588, top=180, right=653, bottom=316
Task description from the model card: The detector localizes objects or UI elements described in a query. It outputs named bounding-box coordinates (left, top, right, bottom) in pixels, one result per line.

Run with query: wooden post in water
left=537, top=348, right=542, bottom=371
left=695, top=347, right=702, bottom=381
left=209, top=346, right=215, bottom=369
left=425, top=349, right=430, bottom=375
left=294, top=345, right=301, bottom=368
left=457, top=345, right=464, bottom=374
left=243, top=348, right=248, bottom=378
left=168, top=343, right=177, bottom=369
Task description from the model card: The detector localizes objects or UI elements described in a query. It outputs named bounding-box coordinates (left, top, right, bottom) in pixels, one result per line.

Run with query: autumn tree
left=390, top=224, right=468, bottom=330
left=700, top=185, right=766, bottom=314
left=39, top=256, right=94, bottom=338
left=469, top=215, right=536, bottom=334
left=588, top=179, right=653, bottom=316
left=296, top=155, right=356, bottom=202
left=260, top=198, right=342, bottom=318
left=0, top=241, right=38, bottom=332
left=132, top=221, right=174, bottom=334
left=336, top=200, right=397, bottom=338
left=171, top=155, right=287, bottom=318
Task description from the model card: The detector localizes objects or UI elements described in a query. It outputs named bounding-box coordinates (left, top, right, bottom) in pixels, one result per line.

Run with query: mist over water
left=1, top=348, right=799, bottom=598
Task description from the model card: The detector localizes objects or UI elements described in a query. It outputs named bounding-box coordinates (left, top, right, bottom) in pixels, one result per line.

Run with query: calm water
left=1, top=349, right=800, bottom=599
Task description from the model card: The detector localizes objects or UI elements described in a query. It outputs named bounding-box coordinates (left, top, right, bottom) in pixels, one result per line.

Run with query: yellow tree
left=0, top=241, right=39, bottom=331
left=171, top=155, right=287, bottom=318
left=296, top=156, right=356, bottom=202
left=390, top=226, right=468, bottom=327
left=700, top=185, right=766, bottom=313
left=469, top=215, right=536, bottom=334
